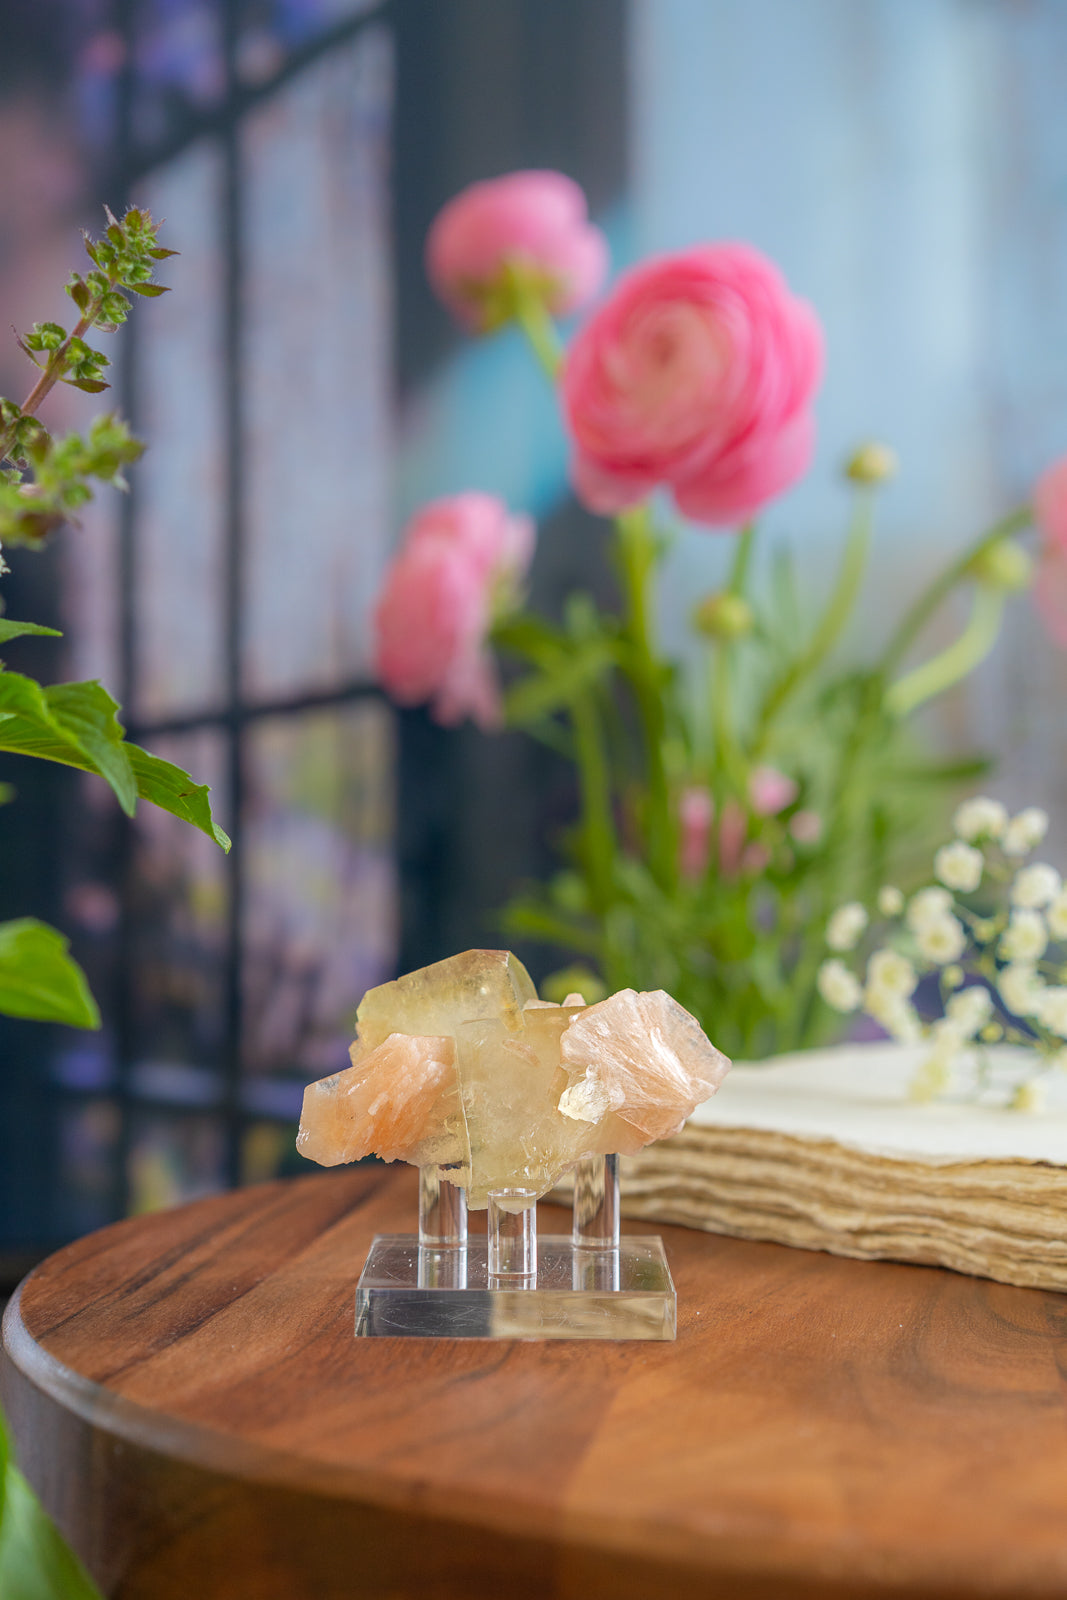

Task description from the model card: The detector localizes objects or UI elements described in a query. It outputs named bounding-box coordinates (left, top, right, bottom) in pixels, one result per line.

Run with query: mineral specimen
left=297, top=949, right=729, bottom=1207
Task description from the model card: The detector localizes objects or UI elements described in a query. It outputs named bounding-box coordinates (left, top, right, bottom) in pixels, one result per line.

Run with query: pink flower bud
left=1033, top=456, right=1067, bottom=648
left=749, top=765, right=798, bottom=817
left=426, top=171, right=608, bottom=332
left=374, top=494, right=534, bottom=730
left=678, top=785, right=714, bottom=880
left=718, top=798, right=748, bottom=879
left=561, top=243, right=823, bottom=528
left=789, top=809, right=823, bottom=845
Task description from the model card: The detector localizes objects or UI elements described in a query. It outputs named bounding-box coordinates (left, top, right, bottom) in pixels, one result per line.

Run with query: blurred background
left=0, top=0, right=1064, bottom=1271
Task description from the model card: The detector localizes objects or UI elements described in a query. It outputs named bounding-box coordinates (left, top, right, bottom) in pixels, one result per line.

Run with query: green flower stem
left=511, top=286, right=564, bottom=380
left=751, top=489, right=873, bottom=758
left=885, top=584, right=1006, bottom=718
left=615, top=504, right=675, bottom=888
left=570, top=688, right=616, bottom=913
left=710, top=524, right=754, bottom=797
left=792, top=669, right=886, bottom=1047
left=879, top=505, right=1031, bottom=677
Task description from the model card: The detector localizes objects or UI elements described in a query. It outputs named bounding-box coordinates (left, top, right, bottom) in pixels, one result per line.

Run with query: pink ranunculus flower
left=374, top=493, right=535, bottom=730
left=1034, top=455, right=1067, bottom=648
left=749, top=765, right=798, bottom=817
left=426, top=171, right=608, bottom=332
left=561, top=243, right=823, bottom=528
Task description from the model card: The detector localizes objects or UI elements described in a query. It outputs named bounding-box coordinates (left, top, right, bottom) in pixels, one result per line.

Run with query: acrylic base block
left=354, top=1235, right=676, bottom=1340
left=354, top=1156, right=677, bottom=1341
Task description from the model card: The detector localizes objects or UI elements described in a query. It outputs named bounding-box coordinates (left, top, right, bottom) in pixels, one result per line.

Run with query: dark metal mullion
left=221, top=0, right=246, bottom=1191
left=124, top=5, right=391, bottom=186
left=125, top=680, right=386, bottom=743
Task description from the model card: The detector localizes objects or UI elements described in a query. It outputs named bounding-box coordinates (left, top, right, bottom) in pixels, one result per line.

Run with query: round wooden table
left=4, top=1165, right=1067, bottom=1599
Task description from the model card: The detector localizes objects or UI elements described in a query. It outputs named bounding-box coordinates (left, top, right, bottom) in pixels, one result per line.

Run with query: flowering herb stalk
left=0, top=206, right=230, bottom=1597
left=0, top=210, right=227, bottom=1035
left=375, top=169, right=1061, bottom=1059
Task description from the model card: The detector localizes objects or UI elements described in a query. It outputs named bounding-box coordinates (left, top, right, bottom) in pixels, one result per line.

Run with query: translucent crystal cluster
left=297, top=949, right=729, bottom=1207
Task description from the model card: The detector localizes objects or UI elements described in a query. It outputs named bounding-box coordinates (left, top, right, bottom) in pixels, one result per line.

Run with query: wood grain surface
left=4, top=1164, right=1067, bottom=1600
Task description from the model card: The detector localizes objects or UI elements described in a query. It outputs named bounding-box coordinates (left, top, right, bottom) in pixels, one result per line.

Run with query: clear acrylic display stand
left=355, top=1156, right=676, bottom=1340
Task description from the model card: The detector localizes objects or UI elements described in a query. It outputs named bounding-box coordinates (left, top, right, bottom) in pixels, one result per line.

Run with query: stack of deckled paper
left=620, top=1042, right=1067, bottom=1291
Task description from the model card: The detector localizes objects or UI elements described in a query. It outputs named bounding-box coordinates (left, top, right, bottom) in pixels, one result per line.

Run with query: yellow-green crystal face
left=297, top=952, right=731, bottom=1206
left=452, top=1005, right=599, bottom=1207
left=355, top=948, right=537, bottom=1053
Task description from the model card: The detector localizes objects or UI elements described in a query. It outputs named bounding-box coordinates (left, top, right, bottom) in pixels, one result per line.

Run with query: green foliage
left=0, top=671, right=229, bottom=847
left=497, top=493, right=1027, bottom=1060
left=0, top=414, right=143, bottom=547
left=0, top=919, right=100, bottom=1028
left=0, top=205, right=174, bottom=550
left=0, top=1414, right=103, bottom=1600
left=126, top=743, right=232, bottom=850
left=0, top=204, right=222, bottom=1583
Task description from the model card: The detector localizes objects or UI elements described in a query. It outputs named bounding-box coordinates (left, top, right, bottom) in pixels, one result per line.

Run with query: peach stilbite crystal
left=296, top=1033, right=461, bottom=1168
left=296, top=950, right=730, bottom=1206
left=558, top=988, right=730, bottom=1144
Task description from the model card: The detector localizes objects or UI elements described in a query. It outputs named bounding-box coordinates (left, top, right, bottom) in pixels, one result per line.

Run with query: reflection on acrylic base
left=355, top=1155, right=677, bottom=1341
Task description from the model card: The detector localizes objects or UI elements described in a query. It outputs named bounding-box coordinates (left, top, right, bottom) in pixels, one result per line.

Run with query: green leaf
left=60, top=378, right=110, bottom=395
left=0, top=919, right=100, bottom=1028
left=0, top=675, right=229, bottom=848
left=0, top=674, right=136, bottom=815
left=46, top=682, right=137, bottom=815
left=127, top=745, right=232, bottom=851
left=504, top=640, right=616, bottom=726
left=0, top=1457, right=104, bottom=1600
left=126, top=283, right=170, bottom=298
left=0, top=621, right=62, bottom=644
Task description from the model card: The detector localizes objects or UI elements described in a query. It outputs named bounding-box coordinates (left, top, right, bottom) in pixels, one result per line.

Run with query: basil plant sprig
left=0, top=206, right=229, bottom=1031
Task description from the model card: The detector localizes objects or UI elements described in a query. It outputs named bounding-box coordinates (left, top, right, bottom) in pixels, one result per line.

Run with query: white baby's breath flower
left=1003, top=807, right=1049, bottom=858
left=817, top=959, right=862, bottom=1013
left=1011, top=1078, right=1048, bottom=1114
left=998, top=963, right=1043, bottom=1018
left=928, top=1015, right=966, bottom=1059
left=1034, top=986, right=1067, bottom=1039
left=952, top=796, right=1008, bottom=842
left=945, top=985, right=993, bottom=1038
left=970, top=918, right=997, bottom=945
left=826, top=902, right=868, bottom=952
left=934, top=841, right=983, bottom=893
left=916, top=915, right=967, bottom=966
left=1046, top=892, right=1067, bottom=941
left=908, top=1056, right=953, bottom=1107
left=863, top=986, right=922, bottom=1043
left=1048, top=1047, right=1067, bottom=1073
left=943, top=964, right=964, bottom=989
left=865, top=948, right=917, bottom=997
left=906, top=886, right=953, bottom=933
left=1011, top=863, right=1062, bottom=910
left=999, top=909, right=1048, bottom=963
left=877, top=885, right=904, bottom=917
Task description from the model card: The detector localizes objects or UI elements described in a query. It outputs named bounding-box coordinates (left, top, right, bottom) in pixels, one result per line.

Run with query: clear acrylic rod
left=572, top=1154, right=620, bottom=1249
left=488, top=1188, right=538, bottom=1279
left=419, top=1165, right=468, bottom=1247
